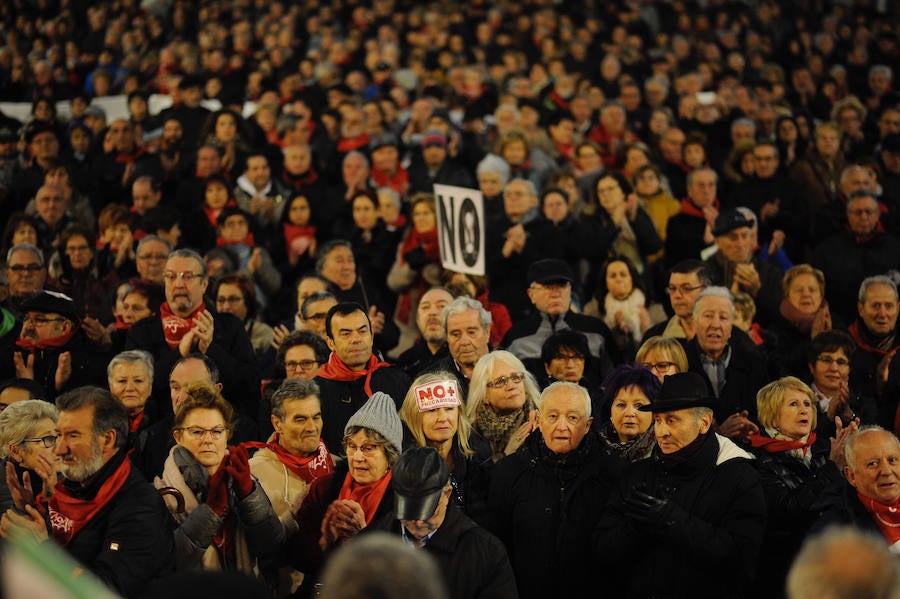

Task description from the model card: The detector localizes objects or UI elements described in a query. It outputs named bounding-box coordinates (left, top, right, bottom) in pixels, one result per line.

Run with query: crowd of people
left=1, top=0, right=900, bottom=597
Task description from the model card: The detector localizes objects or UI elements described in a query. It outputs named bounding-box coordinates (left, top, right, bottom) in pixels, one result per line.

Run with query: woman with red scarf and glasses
left=749, top=376, right=856, bottom=595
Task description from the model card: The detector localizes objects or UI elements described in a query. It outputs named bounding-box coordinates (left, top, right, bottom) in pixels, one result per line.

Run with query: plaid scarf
left=475, top=399, right=536, bottom=461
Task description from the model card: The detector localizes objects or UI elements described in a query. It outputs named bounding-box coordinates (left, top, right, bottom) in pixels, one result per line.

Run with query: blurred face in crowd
left=108, top=360, right=152, bottom=417
left=169, top=358, right=218, bottom=413
left=716, top=226, right=755, bottom=263
left=319, top=245, right=356, bottom=290
left=544, top=346, right=585, bottom=383
left=687, top=170, right=717, bottom=208
left=846, top=195, right=880, bottom=237
left=786, top=273, right=823, bottom=316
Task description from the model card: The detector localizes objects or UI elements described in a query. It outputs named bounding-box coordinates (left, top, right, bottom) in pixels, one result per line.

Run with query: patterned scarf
left=245, top=435, right=335, bottom=483
left=598, top=420, right=656, bottom=462
left=858, top=492, right=900, bottom=546
left=16, top=327, right=77, bottom=351
left=337, top=469, right=392, bottom=524
left=160, top=301, right=207, bottom=349
left=751, top=429, right=816, bottom=464
left=475, top=399, right=536, bottom=461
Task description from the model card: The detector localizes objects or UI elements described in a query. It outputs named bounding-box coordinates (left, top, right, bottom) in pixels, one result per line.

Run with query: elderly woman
left=0, top=400, right=59, bottom=512
left=769, top=264, right=837, bottom=379
left=635, top=335, right=689, bottom=382
left=466, top=351, right=542, bottom=462
left=596, top=363, right=661, bottom=461
left=107, top=349, right=154, bottom=441
left=749, top=376, right=852, bottom=595
left=154, top=384, right=283, bottom=575
left=399, top=371, right=493, bottom=523
left=292, top=392, right=402, bottom=594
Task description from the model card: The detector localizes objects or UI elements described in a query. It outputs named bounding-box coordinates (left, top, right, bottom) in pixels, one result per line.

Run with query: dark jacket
left=13, top=328, right=111, bottom=402
left=369, top=504, right=518, bottom=599
left=703, top=251, right=784, bottom=327
left=593, top=433, right=766, bottom=598
left=487, top=430, right=623, bottom=599
left=811, top=480, right=886, bottom=540
left=396, top=339, right=449, bottom=381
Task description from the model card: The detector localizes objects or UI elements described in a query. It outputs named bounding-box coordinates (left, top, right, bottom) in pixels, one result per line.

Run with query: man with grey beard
left=0, top=386, right=173, bottom=596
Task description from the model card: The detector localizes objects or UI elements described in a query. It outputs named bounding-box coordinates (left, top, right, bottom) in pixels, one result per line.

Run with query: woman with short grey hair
left=0, top=400, right=59, bottom=511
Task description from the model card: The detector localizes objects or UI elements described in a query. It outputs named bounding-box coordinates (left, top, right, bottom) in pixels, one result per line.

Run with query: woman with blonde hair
left=635, top=335, right=689, bottom=382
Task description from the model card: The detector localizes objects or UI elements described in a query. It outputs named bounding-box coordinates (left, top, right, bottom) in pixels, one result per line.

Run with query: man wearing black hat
left=368, top=446, right=518, bottom=599
left=407, top=128, right=474, bottom=195
left=11, top=290, right=110, bottom=401
left=703, top=207, right=784, bottom=326
left=594, top=371, right=766, bottom=597
left=501, top=258, right=616, bottom=385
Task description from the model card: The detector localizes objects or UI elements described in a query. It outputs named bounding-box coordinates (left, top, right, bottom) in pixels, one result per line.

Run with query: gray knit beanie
left=344, top=392, right=403, bottom=453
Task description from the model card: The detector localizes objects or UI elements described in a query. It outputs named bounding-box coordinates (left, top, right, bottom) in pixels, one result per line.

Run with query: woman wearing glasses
left=154, top=384, right=283, bottom=576
left=466, top=351, right=541, bottom=462
left=635, top=335, right=688, bottom=383
left=292, top=392, right=402, bottom=597
left=0, top=399, right=59, bottom=512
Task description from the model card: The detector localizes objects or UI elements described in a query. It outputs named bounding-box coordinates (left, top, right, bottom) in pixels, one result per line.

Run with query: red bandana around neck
left=338, top=469, right=392, bottom=524
left=45, top=457, right=131, bottom=545
left=160, top=302, right=207, bottom=349
left=858, top=492, right=900, bottom=546
left=16, top=327, right=77, bottom=352
left=750, top=432, right=817, bottom=455
left=679, top=197, right=719, bottom=219
left=317, top=353, right=390, bottom=396
left=246, top=435, right=335, bottom=483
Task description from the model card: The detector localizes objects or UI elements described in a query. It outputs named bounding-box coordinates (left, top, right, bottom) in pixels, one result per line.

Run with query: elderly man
left=681, top=287, right=769, bottom=443
left=813, top=426, right=900, bottom=553
left=593, top=372, right=766, bottom=596
left=502, top=259, right=616, bottom=384
left=2, top=243, right=51, bottom=318
left=664, top=167, right=720, bottom=268
left=234, top=153, right=289, bottom=239
left=642, top=259, right=711, bottom=342
left=396, top=286, right=453, bottom=379
left=126, top=249, right=259, bottom=426
left=130, top=175, right=162, bottom=217
left=704, top=208, right=784, bottom=326
left=11, top=290, right=108, bottom=401
left=0, top=387, right=174, bottom=597
left=367, top=447, right=517, bottom=599
left=314, top=302, right=410, bottom=454
left=490, top=381, right=622, bottom=599
left=31, top=183, right=73, bottom=254
left=812, top=189, right=900, bottom=323
left=133, top=235, right=172, bottom=284
left=429, top=296, right=492, bottom=400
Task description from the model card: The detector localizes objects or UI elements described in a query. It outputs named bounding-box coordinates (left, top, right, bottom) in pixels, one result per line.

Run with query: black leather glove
left=403, top=246, right=429, bottom=270
left=623, top=489, right=683, bottom=526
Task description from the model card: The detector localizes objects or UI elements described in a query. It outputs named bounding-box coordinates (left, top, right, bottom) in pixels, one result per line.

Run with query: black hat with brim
left=638, top=372, right=717, bottom=413
left=392, top=447, right=450, bottom=521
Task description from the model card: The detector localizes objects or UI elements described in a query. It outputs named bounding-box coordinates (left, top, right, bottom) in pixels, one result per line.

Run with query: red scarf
left=114, top=146, right=146, bottom=164
left=395, top=227, right=441, bottom=323
left=337, top=469, right=392, bottom=524
left=317, top=353, right=390, bottom=396
left=370, top=165, right=409, bottom=194
left=750, top=432, right=817, bottom=455
left=160, top=302, right=207, bottom=349
left=337, top=133, right=370, bottom=154
left=283, top=223, right=316, bottom=250
left=16, top=327, right=77, bottom=351
left=216, top=232, right=255, bottom=247
left=203, top=199, right=237, bottom=228
left=129, top=411, right=144, bottom=434
left=281, top=168, right=319, bottom=190
left=245, top=435, right=335, bottom=483
left=858, top=492, right=900, bottom=545
left=679, top=197, right=719, bottom=219
left=554, top=141, right=575, bottom=163
left=45, top=457, right=131, bottom=545
left=548, top=90, right=571, bottom=111
left=114, top=314, right=130, bottom=331
left=848, top=320, right=896, bottom=357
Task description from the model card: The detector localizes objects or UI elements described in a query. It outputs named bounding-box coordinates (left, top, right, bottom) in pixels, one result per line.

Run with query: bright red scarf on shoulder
left=45, top=457, right=131, bottom=545
left=216, top=232, right=255, bottom=247
left=679, top=197, right=719, bottom=219
left=750, top=432, right=816, bottom=455
left=337, top=133, right=370, bottom=154
left=16, top=327, right=77, bottom=351
left=246, top=435, right=335, bottom=483
left=283, top=223, right=317, bottom=251
left=317, top=353, right=390, bottom=396
left=858, top=492, right=900, bottom=545
left=370, top=166, right=409, bottom=194
left=160, top=302, right=206, bottom=349
left=338, top=469, right=392, bottom=524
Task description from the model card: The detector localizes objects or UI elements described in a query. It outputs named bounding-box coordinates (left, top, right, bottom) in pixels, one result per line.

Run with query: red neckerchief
left=510, top=160, right=533, bottom=175
left=337, top=469, right=392, bottom=525
left=114, top=314, right=130, bottom=331
left=851, top=221, right=886, bottom=245
left=554, top=141, right=575, bottom=163
left=848, top=320, right=896, bottom=356
left=283, top=223, right=316, bottom=248
left=317, top=353, right=390, bottom=396
left=679, top=197, right=719, bottom=218
left=203, top=200, right=237, bottom=228
left=370, top=165, right=409, bottom=193
left=129, top=411, right=144, bottom=434
left=399, top=226, right=440, bottom=264
left=114, top=146, right=146, bottom=164
left=337, top=133, right=370, bottom=153
left=44, top=457, right=131, bottom=545
left=16, top=327, right=77, bottom=351
left=245, top=435, right=335, bottom=483
left=548, top=89, right=571, bottom=111
left=216, top=232, right=255, bottom=247
left=160, top=302, right=207, bottom=349
left=748, top=322, right=765, bottom=346
left=750, top=432, right=817, bottom=455
left=858, top=492, right=900, bottom=545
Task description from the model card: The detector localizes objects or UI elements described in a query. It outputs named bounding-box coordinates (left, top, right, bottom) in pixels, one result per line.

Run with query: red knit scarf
left=16, top=328, right=77, bottom=351
left=679, top=197, right=719, bottom=219
left=45, top=457, right=131, bottom=545
left=317, top=353, right=390, bottom=396
left=750, top=432, right=817, bottom=456
left=554, top=141, right=575, bottom=163
left=337, top=469, right=392, bottom=525
left=370, top=165, right=409, bottom=193
left=283, top=223, right=316, bottom=249
left=858, top=492, right=900, bottom=545
left=337, top=133, right=370, bottom=154
left=160, top=302, right=207, bottom=349
left=114, top=314, right=130, bottom=331
left=246, top=435, right=335, bottom=483
left=129, top=411, right=144, bottom=434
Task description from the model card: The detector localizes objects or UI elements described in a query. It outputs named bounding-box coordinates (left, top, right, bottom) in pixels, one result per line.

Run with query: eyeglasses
left=137, top=253, right=168, bottom=261
left=817, top=356, right=850, bottom=367
left=486, top=372, right=527, bottom=388
left=216, top=295, right=243, bottom=305
left=8, top=264, right=43, bottom=273
left=21, top=434, right=59, bottom=448
left=23, top=316, right=65, bottom=327
left=285, top=359, right=319, bottom=371
left=162, top=271, right=204, bottom=283
left=642, top=361, right=677, bottom=373
left=344, top=442, right=382, bottom=457
left=530, top=281, right=570, bottom=291
left=175, top=426, right=229, bottom=441
left=553, top=353, right=585, bottom=363
left=665, top=284, right=705, bottom=295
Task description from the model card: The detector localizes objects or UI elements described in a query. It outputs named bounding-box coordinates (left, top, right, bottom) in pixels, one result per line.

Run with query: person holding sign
left=399, top=372, right=493, bottom=525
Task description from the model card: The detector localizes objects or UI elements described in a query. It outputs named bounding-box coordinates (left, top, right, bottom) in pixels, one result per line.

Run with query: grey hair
left=107, top=349, right=155, bottom=382
left=441, top=296, right=492, bottom=332
left=0, top=400, right=59, bottom=458
left=869, top=65, right=893, bottom=80
left=344, top=150, right=370, bottom=170
left=686, top=167, right=718, bottom=187
left=466, top=350, right=541, bottom=424
left=301, top=290, right=337, bottom=320
left=844, top=425, right=896, bottom=473
left=168, top=248, right=205, bottom=277
left=136, top=234, right=173, bottom=255
left=315, top=239, right=353, bottom=275
left=504, top=178, right=536, bottom=196
left=541, top=381, right=592, bottom=418
left=839, top=164, right=869, bottom=185
left=271, top=379, right=321, bottom=420
left=731, top=117, right=756, bottom=135
left=476, top=153, right=511, bottom=184
left=693, top=286, right=735, bottom=318
left=858, top=275, right=898, bottom=304
left=7, top=243, right=44, bottom=267
left=376, top=187, right=401, bottom=210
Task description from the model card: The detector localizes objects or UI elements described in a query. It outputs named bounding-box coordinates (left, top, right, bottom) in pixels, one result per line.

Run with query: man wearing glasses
left=642, top=259, right=712, bottom=343
left=126, top=249, right=259, bottom=431
left=2, top=243, right=53, bottom=319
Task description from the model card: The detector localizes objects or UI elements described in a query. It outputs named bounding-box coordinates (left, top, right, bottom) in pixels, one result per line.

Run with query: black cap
left=882, top=133, right=900, bottom=153
left=369, top=132, right=398, bottom=152
left=712, top=208, right=754, bottom=236
left=20, top=290, right=78, bottom=321
left=25, top=122, right=59, bottom=144
left=178, top=74, right=203, bottom=90
left=638, top=372, right=716, bottom=413
left=527, top=259, right=574, bottom=286
left=392, top=447, right=450, bottom=521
